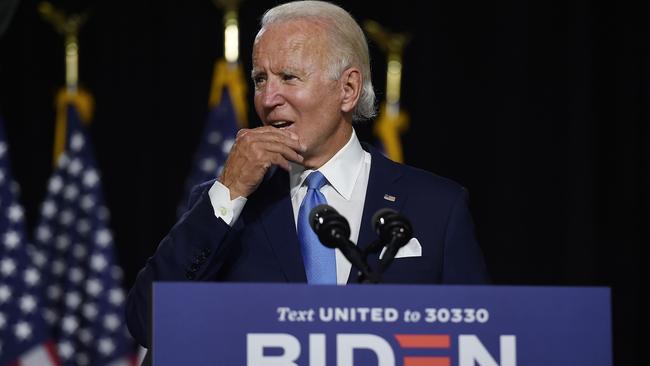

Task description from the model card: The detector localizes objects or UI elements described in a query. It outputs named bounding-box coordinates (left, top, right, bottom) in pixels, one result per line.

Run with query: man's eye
left=282, top=74, right=297, bottom=81
left=253, top=76, right=266, bottom=86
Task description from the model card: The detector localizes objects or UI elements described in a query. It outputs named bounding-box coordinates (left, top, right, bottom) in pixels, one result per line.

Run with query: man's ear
left=340, top=67, right=362, bottom=113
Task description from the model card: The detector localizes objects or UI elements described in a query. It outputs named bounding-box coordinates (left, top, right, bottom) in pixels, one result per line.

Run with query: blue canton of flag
left=177, top=88, right=239, bottom=216
left=33, top=105, right=136, bottom=365
left=0, top=116, right=59, bottom=366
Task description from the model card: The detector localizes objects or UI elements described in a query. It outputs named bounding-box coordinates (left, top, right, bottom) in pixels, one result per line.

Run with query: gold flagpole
left=364, top=20, right=411, bottom=163
left=38, top=2, right=93, bottom=164
left=210, top=0, right=248, bottom=127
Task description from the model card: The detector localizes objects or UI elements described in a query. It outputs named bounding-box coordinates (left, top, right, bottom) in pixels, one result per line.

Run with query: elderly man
left=126, top=0, right=488, bottom=349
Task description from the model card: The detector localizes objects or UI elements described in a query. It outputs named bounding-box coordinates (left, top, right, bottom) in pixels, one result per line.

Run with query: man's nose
left=259, top=79, right=285, bottom=109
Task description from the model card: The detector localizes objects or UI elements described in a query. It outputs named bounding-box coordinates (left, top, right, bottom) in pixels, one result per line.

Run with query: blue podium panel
left=152, top=283, right=611, bottom=366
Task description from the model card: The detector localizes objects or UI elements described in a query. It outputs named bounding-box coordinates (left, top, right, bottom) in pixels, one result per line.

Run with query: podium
left=152, top=283, right=611, bottom=366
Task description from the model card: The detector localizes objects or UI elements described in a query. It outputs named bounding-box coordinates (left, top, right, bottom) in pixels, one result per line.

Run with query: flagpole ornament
left=37, top=2, right=94, bottom=164
left=213, top=0, right=242, bottom=65
left=37, top=2, right=89, bottom=93
left=209, top=0, right=247, bottom=127
left=364, top=20, right=411, bottom=163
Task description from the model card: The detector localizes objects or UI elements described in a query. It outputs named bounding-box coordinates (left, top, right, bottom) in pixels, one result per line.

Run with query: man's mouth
left=269, top=121, right=294, bottom=129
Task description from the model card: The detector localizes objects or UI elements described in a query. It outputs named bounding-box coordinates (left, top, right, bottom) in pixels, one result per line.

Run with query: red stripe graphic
left=395, top=334, right=451, bottom=348
left=403, top=356, right=451, bottom=366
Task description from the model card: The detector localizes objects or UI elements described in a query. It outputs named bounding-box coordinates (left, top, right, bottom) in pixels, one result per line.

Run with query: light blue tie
left=297, top=171, right=337, bottom=284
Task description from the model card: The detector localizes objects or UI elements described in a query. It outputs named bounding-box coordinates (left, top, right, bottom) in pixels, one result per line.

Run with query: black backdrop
left=0, top=0, right=647, bottom=364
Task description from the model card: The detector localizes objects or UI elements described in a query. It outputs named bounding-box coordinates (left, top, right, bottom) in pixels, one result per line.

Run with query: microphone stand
left=333, top=237, right=381, bottom=284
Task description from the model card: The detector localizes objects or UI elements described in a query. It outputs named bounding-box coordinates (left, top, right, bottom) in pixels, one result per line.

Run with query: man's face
left=252, top=20, right=352, bottom=168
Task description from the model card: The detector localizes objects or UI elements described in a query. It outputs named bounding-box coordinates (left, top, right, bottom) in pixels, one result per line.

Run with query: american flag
left=177, top=87, right=239, bottom=216
left=32, top=105, right=137, bottom=365
left=0, top=116, right=59, bottom=366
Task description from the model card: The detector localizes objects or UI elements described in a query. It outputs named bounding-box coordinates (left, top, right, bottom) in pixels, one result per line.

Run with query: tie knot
left=305, top=171, right=327, bottom=190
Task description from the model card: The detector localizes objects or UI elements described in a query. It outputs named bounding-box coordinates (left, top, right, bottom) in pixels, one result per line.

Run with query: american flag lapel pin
left=383, top=194, right=396, bottom=202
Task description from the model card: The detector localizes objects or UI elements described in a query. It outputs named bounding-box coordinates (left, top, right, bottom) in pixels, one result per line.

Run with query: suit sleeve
left=441, top=188, right=490, bottom=284
left=125, top=186, right=235, bottom=347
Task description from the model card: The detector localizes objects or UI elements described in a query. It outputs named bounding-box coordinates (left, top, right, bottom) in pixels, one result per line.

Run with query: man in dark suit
left=126, top=0, right=488, bottom=349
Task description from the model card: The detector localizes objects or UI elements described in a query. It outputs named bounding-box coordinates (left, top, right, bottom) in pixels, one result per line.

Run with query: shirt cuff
left=208, top=180, right=247, bottom=226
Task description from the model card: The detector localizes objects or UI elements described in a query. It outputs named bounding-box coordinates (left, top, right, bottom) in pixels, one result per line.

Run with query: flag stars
left=0, top=285, right=11, bottom=303
left=3, top=230, right=20, bottom=250
left=47, top=284, right=62, bottom=300
left=80, top=194, right=95, bottom=211
left=0, top=312, right=5, bottom=329
left=69, top=267, right=85, bottom=284
left=36, top=225, right=52, bottom=242
left=56, top=234, right=71, bottom=250
left=0, top=258, right=16, bottom=276
left=104, top=313, right=120, bottom=332
left=58, top=340, right=75, bottom=359
left=41, top=200, right=57, bottom=218
left=91, top=254, right=108, bottom=271
left=73, top=244, right=87, bottom=259
left=63, top=184, right=80, bottom=201
left=0, top=142, right=6, bottom=157
left=83, top=303, right=98, bottom=320
left=68, top=158, right=83, bottom=175
left=48, top=175, right=64, bottom=194
left=96, top=229, right=113, bottom=247
left=56, top=153, right=70, bottom=168
left=19, top=294, right=37, bottom=313
left=76, top=218, right=91, bottom=233
left=29, top=248, right=46, bottom=268
left=86, top=278, right=103, bottom=297
left=65, top=291, right=82, bottom=309
left=51, top=259, right=65, bottom=276
left=98, top=337, right=116, bottom=355
left=79, top=328, right=93, bottom=345
left=14, top=321, right=32, bottom=340
left=200, top=158, right=217, bottom=173
left=23, top=267, right=40, bottom=286
left=83, top=169, right=99, bottom=188
left=109, top=288, right=125, bottom=306
left=59, top=209, right=75, bottom=226
left=208, top=131, right=222, bottom=144
left=62, top=315, right=79, bottom=334
left=70, top=133, right=85, bottom=151
left=42, top=308, right=58, bottom=325
left=222, top=138, right=235, bottom=154
left=7, top=204, right=24, bottom=222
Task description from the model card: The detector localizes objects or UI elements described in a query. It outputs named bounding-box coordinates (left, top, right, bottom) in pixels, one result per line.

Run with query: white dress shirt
left=208, top=129, right=371, bottom=284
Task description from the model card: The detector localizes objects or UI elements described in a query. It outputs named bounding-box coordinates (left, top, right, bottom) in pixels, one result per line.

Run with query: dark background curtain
left=0, top=1, right=647, bottom=364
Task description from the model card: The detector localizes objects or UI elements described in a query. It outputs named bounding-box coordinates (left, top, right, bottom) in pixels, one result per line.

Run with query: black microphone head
left=309, top=204, right=351, bottom=248
left=372, top=208, right=413, bottom=247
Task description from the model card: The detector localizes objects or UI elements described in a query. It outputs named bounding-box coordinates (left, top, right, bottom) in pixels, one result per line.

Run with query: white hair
left=260, top=1, right=377, bottom=121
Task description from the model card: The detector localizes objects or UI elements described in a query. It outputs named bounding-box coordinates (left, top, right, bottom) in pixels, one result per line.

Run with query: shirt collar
left=290, top=129, right=365, bottom=201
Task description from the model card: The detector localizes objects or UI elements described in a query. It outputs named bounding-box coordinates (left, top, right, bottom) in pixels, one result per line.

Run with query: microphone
left=309, top=204, right=350, bottom=246
left=372, top=208, right=413, bottom=273
left=310, top=204, right=378, bottom=283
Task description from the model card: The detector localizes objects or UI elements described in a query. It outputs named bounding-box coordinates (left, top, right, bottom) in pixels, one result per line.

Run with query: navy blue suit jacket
left=126, top=144, right=489, bottom=347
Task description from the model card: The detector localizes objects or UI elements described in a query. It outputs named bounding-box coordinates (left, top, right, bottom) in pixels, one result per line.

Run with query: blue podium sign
left=152, top=283, right=611, bottom=366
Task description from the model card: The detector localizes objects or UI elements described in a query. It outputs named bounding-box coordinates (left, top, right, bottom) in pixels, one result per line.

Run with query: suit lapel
left=348, top=144, right=405, bottom=283
left=257, top=169, right=307, bottom=282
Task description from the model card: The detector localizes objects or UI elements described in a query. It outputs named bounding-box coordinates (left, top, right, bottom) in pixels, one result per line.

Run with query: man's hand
left=219, top=126, right=306, bottom=199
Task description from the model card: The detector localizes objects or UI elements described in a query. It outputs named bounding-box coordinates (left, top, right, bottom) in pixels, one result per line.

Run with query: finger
left=254, top=141, right=304, bottom=164
left=239, top=127, right=306, bottom=153
left=268, top=152, right=291, bottom=171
